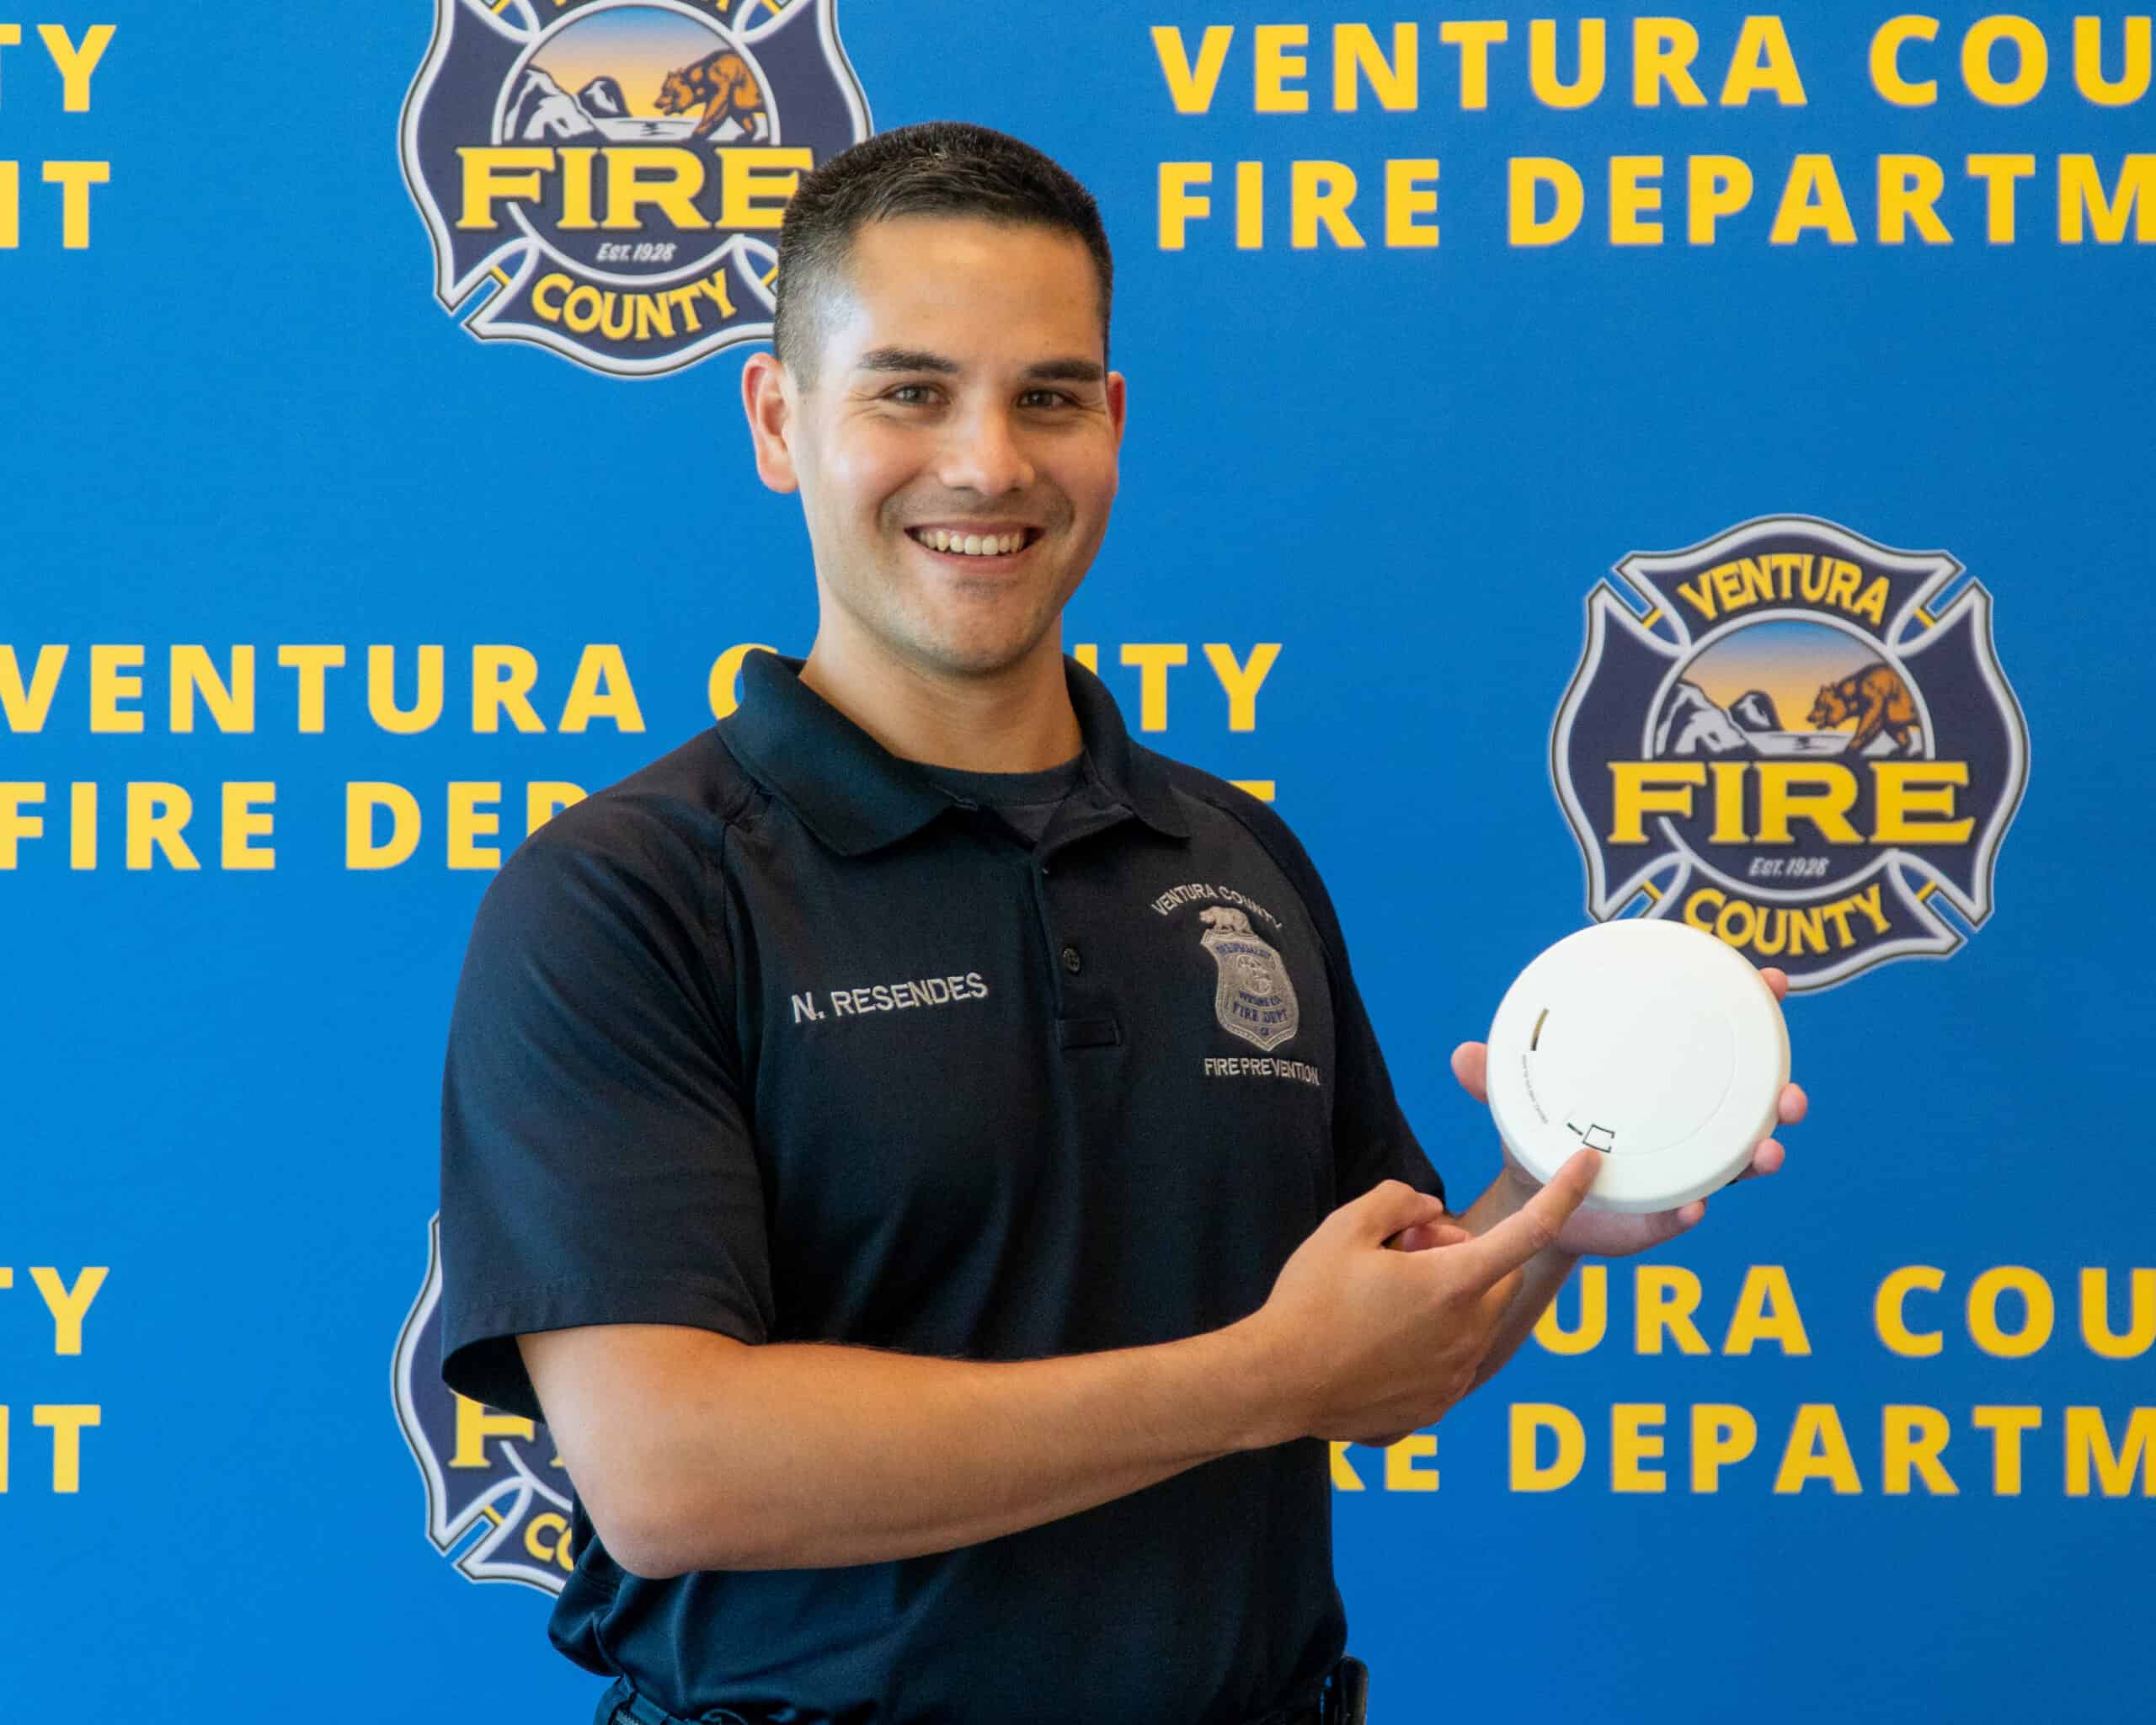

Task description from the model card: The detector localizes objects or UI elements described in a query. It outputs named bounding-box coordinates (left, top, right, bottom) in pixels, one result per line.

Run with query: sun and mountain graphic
left=1653, top=618, right=1925, bottom=760
left=500, top=7, right=771, bottom=145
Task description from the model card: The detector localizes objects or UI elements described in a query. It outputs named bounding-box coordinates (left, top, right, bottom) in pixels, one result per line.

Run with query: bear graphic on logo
left=1806, top=662, right=1921, bottom=756
left=657, top=48, right=768, bottom=140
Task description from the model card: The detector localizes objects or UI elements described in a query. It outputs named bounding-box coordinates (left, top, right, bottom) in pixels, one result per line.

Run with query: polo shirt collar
left=721, top=650, right=1191, bottom=857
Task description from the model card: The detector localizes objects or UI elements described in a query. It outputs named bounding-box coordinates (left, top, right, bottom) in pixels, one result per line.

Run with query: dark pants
left=595, top=1657, right=1369, bottom=1725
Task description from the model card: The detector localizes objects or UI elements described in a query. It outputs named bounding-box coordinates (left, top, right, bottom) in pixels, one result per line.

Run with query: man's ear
left=741, top=350, right=800, bottom=494
left=1107, top=369, right=1128, bottom=452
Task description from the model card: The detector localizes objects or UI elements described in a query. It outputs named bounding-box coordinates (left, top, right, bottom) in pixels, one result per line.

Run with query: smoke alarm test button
left=1486, top=919, right=1790, bottom=1215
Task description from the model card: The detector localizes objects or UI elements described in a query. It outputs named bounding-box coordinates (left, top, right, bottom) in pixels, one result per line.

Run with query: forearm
left=1454, top=1168, right=1581, bottom=1392
left=639, top=1321, right=1297, bottom=1575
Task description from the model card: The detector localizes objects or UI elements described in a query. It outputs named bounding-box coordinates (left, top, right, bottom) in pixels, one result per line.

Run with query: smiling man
left=437, top=123, right=1803, bottom=1725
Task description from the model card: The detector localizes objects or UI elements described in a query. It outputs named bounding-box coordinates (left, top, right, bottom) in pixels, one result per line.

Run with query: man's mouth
left=905, top=526, right=1043, bottom=560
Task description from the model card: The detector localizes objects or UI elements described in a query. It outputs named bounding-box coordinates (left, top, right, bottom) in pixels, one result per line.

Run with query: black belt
left=598, top=1656, right=1367, bottom=1725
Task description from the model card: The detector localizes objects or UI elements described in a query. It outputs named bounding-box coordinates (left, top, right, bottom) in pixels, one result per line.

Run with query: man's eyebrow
left=1024, top=358, right=1107, bottom=385
left=848, top=349, right=1107, bottom=385
left=852, top=347, right=960, bottom=376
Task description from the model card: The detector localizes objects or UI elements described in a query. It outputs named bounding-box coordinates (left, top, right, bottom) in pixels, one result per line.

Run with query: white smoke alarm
left=1485, top=918, right=1790, bottom=1215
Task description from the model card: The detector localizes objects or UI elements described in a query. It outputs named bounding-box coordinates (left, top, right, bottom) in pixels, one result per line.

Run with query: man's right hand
left=1244, top=1151, right=1603, bottom=1447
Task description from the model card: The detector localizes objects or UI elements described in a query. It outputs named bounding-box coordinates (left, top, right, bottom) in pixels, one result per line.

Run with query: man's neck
left=797, top=630, right=1083, bottom=773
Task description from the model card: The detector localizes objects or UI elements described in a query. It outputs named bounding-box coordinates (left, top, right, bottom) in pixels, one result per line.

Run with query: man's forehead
left=820, top=214, right=1105, bottom=376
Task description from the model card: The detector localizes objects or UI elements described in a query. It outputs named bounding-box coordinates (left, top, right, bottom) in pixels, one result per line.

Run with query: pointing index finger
left=1464, top=1149, right=1601, bottom=1280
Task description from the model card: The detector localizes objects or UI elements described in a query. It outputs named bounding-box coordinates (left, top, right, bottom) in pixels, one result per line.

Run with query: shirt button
left=1060, top=944, right=1083, bottom=975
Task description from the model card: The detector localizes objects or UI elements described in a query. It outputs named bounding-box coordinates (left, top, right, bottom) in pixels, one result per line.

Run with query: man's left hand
left=1447, top=964, right=1807, bottom=1260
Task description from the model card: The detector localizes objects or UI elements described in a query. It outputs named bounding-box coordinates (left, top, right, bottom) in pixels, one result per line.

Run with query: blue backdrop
left=4, top=3, right=2149, bottom=1718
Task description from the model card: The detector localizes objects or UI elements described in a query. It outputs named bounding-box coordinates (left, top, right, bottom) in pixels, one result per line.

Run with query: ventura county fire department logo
left=401, top=0, right=871, bottom=377
left=393, top=1217, right=571, bottom=1594
left=1200, top=905, right=1300, bottom=1051
left=1552, top=515, right=2028, bottom=991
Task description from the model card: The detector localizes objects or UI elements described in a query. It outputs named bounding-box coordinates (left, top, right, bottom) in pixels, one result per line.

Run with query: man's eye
left=887, top=385, right=937, bottom=405
left=1020, top=389, right=1072, bottom=409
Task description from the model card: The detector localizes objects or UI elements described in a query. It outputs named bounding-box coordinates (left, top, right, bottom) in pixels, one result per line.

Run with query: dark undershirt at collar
left=919, top=752, right=1088, bottom=847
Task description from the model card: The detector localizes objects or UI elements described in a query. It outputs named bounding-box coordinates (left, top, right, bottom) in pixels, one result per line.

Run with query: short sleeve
left=1322, top=919, right=1449, bottom=1212
left=437, top=805, right=771, bottom=1422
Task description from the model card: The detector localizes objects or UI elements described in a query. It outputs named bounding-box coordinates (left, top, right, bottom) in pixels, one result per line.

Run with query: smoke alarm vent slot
left=1530, top=1007, right=1549, bottom=1051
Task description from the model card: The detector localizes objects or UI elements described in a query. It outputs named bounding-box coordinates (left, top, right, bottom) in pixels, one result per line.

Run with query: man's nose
left=935, top=405, right=1036, bottom=498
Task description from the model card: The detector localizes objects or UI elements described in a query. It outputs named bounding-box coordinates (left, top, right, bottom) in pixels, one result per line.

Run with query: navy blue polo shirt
left=439, top=650, right=1445, bottom=1725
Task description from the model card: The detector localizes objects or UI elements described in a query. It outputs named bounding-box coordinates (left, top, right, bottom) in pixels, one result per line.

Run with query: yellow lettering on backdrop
left=2081, top=1268, right=2156, bottom=1359
left=1529, top=19, right=1606, bottom=108
left=1511, top=1404, right=1586, bottom=1490
left=1439, top=21, right=1508, bottom=110
left=1963, top=14, right=2049, bottom=107
left=0, top=783, right=44, bottom=868
left=1609, top=155, right=1662, bottom=243
left=1879, top=155, right=1952, bottom=244
left=127, top=782, right=197, bottom=870
left=1158, top=163, right=1209, bottom=249
left=277, top=646, right=345, bottom=733
left=472, top=647, right=544, bottom=734
left=34, top=1406, right=99, bottom=1493
left=1691, top=1404, right=1758, bottom=1492
left=2064, top=1407, right=2156, bottom=1497
left=89, top=644, right=144, bottom=733
left=1969, top=1266, right=2055, bottom=1357
left=1385, top=158, right=1440, bottom=247
left=707, top=643, right=775, bottom=720
left=0, top=645, right=67, bottom=731
left=1723, top=1265, right=1812, bottom=1354
left=1385, top=1434, right=1438, bottom=1491
left=1966, top=153, right=2036, bottom=243
left=1632, top=18, right=1706, bottom=107
left=2058, top=155, right=2156, bottom=243
left=1871, top=15, right=1939, bottom=105
left=1510, top=158, right=1584, bottom=244
left=42, top=161, right=108, bottom=248
left=1121, top=644, right=1187, bottom=731
left=1883, top=1406, right=1959, bottom=1495
left=1333, top=24, right=1417, bottom=111
left=1201, top=644, right=1280, bottom=731
left=169, top=645, right=255, bottom=734
left=2074, top=16, right=2153, bottom=104
left=369, top=644, right=445, bottom=734
left=449, top=782, right=504, bottom=870
left=348, top=782, right=421, bottom=870
left=1689, top=154, right=1754, bottom=243
left=1876, top=1265, right=1945, bottom=1356
left=1150, top=25, right=1233, bottom=115
left=1770, top=154, right=1857, bottom=244
left=1774, top=1403, right=1862, bottom=1494
left=1635, top=1266, right=1710, bottom=1354
left=1253, top=24, right=1310, bottom=113
left=1534, top=1263, right=1607, bottom=1353
left=1972, top=1406, right=2042, bottom=1494
left=558, top=644, right=645, bottom=733
left=28, top=1268, right=106, bottom=1354
left=223, top=782, right=275, bottom=870
left=37, top=23, right=116, bottom=109
left=1721, top=16, right=1806, bottom=105
left=1291, top=160, right=1362, bottom=248
left=1611, top=1403, right=1667, bottom=1493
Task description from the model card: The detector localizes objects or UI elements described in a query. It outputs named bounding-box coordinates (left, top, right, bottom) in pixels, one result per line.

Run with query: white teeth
left=917, top=529, right=1027, bottom=556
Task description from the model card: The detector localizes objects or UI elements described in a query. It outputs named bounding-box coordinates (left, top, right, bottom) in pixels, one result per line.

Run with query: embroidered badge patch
left=1200, top=905, right=1299, bottom=1052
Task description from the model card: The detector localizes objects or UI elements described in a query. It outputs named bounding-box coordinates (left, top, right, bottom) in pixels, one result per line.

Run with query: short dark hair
left=771, top=122, right=1114, bottom=385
